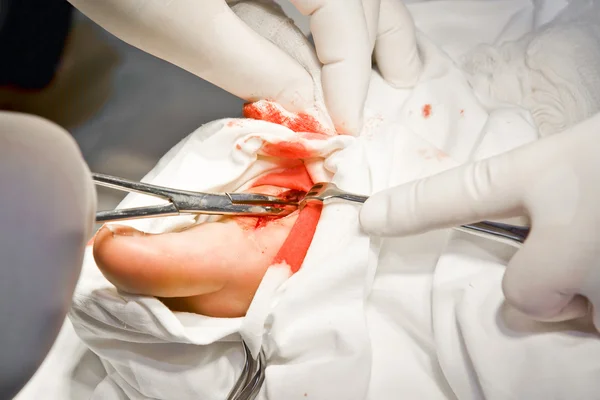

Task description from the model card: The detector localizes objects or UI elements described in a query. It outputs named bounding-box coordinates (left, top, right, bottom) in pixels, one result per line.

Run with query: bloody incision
left=247, top=164, right=322, bottom=273
left=241, top=102, right=327, bottom=272
left=249, top=189, right=305, bottom=230
left=252, top=165, right=313, bottom=192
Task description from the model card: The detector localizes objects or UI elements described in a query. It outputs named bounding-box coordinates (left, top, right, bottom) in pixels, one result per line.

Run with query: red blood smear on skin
left=254, top=218, right=271, bottom=229
left=248, top=164, right=322, bottom=273
left=422, top=104, right=432, bottom=118
left=243, top=102, right=327, bottom=135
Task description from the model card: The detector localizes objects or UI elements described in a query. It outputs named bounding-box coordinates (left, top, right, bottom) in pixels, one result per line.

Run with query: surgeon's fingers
left=375, top=0, right=421, bottom=87
left=292, top=0, right=372, bottom=134
left=359, top=144, right=541, bottom=237
left=362, top=0, right=382, bottom=49
left=68, top=0, right=314, bottom=112
left=502, top=227, right=590, bottom=321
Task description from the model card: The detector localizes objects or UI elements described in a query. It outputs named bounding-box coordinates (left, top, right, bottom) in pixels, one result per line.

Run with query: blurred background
left=0, top=0, right=309, bottom=220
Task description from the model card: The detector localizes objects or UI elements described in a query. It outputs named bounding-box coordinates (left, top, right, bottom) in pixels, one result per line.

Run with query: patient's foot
left=93, top=165, right=321, bottom=318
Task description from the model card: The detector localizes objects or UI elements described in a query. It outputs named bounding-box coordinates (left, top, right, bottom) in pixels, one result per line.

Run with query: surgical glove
left=291, top=0, right=422, bottom=133
left=360, top=113, right=600, bottom=330
left=0, top=112, right=96, bottom=398
left=67, top=0, right=421, bottom=134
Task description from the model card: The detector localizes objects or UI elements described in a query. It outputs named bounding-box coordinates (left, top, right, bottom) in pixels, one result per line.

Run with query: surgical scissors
left=94, top=174, right=530, bottom=247
left=93, top=173, right=298, bottom=223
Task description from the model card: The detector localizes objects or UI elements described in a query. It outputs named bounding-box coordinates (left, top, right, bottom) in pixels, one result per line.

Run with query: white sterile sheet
left=18, top=1, right=600, bottom=399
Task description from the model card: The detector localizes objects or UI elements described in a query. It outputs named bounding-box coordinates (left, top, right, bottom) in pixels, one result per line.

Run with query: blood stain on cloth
left=418, top=148, right=449, bottom=161
left=227, top=120, right=244, bottom=128
left=422, top=104, right=432, bottom=119
left=262, top=141, right=313, bottom=159
left=243, top=101, right=329, bottom=135
left=238, top=101, right=329, bottom=272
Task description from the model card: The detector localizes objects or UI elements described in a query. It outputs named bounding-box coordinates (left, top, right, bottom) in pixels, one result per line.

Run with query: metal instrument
left=94, top=175, right=529, bottom=246
left=298, top=182, right=530, bottom=246
left=92, top=176, right=528, bottom=399
left=227, top=344, right=266, bottom=400
left=93, top=173, right=296, bottom=223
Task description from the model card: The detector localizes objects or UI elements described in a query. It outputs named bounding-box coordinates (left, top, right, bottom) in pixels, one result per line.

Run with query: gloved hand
left=0, top=112, right=96, bottom=398
left=67, top=0, right=421, bottom=134
left=360, top=113, right=600, bottom=330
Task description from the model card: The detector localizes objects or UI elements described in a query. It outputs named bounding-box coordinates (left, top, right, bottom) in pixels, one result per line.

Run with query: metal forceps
left=93, top=173, right=297, bottom=223
left=299, top=182, right=531, bottom=247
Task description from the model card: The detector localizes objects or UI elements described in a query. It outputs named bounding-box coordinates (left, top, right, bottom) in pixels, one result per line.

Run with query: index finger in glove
left=359, top=143, right=544, bottom=237
left=375, top=0, right=422, bottom=87
left=291, top=0, right=372, bottom=134
left=359, top=154, right=526, bottom=237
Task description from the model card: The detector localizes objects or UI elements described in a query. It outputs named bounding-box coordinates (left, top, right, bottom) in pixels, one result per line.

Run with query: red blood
left=227, top=120, right=244, bottom=128
left=240, top=165, right=313, bottom=232
left=251, top=165, right=313, bottom=192
left=240, top=102, right=328, bottom=271
left=243, top=102, right=328, bottom=135
left=278, top=189, right=305, bottom=203
left=422, top=104, right=432, bottom=118
left=249, top=189, right=304, bottom=230
left=246, top=164, right=322, bottom=273
left=253, top=217, right=272, bottom=229
left=271, top=202, right=323, bottom=273
left=261, top=141, right=313, bottom=159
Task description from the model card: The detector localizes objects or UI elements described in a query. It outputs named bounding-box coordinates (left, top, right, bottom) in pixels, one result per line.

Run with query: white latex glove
left=67, top=0, right=421, bottom=134
left=0, top=112, right=96, bottom=398
left=360, top=113, right=600, bottom=330
left=292, top=0, right=422, bottom=133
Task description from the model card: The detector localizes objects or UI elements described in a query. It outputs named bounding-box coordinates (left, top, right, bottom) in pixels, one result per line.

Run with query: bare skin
left=93, top=185, right=300, bottom=318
